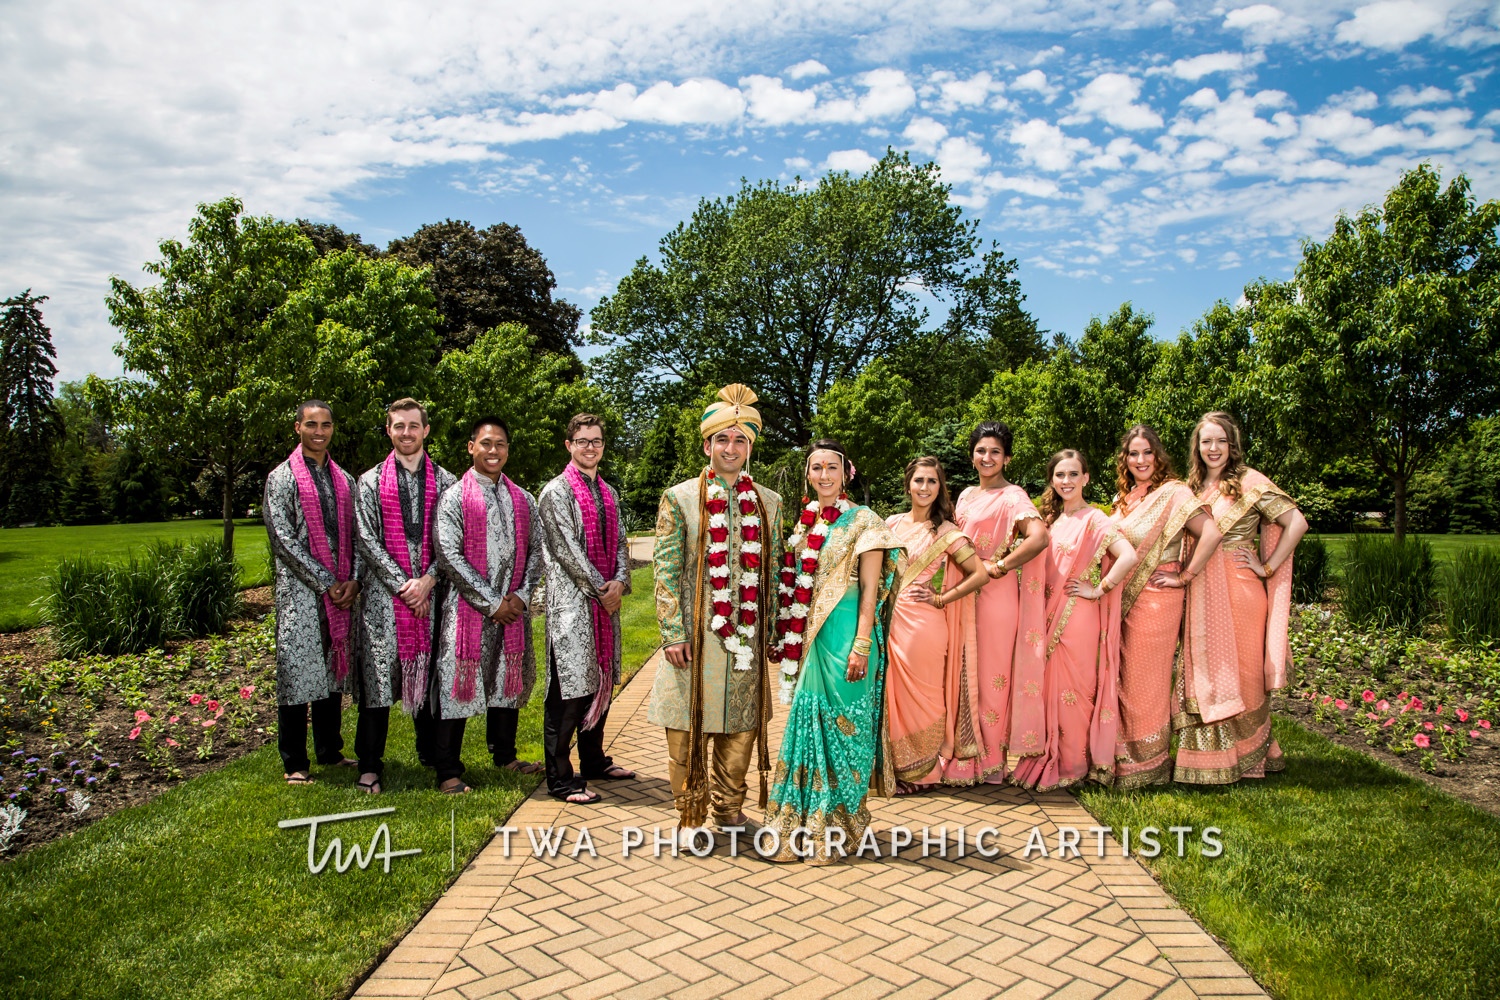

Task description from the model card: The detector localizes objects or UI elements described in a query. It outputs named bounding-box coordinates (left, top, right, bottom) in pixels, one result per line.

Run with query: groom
left=651, top=384, right=783, bottom=839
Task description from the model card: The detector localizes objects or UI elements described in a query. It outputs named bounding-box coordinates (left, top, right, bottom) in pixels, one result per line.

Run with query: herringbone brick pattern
left=357, top=653, right=1266, bottom=999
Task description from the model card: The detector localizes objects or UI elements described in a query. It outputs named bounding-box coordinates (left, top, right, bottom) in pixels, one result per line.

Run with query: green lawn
left=0, top=520, right=270, bottom=631
left=1078, top=715, right=1500, bottom=1000
left=0, top=566, right=658, bottom=1000
left=1319, top=532, right=1500, bottom=574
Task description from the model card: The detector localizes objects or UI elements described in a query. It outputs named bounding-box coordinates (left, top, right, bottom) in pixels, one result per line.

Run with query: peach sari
left=1011, top=507, right=1123, bottom=792
left=1112, top=482, right=1206, bottom=788
left=884, top=516, right=981, bottom=785
left=953, top=485, right=1046, bottom=782
left=1173, top=469, right=1296, bottom=783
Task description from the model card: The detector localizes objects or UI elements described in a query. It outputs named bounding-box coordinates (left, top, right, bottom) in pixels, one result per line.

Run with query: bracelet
left=996, top=557, right=1009, bottom=575
left=1180, top=570, right=1195, bottom=584
left=933, top=592, right=947, bottom=609
left=1099, top=579, right=1115, bottom=594
left=1264, top=562, right=1277, bottom=578
left=851, top=636, right=872, bottom=656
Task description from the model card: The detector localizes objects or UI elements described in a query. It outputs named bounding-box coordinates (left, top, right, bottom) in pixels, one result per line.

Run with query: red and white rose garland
left=705, top=471, right=763, bottom=671
left=771, top=494, right=853, bottom=703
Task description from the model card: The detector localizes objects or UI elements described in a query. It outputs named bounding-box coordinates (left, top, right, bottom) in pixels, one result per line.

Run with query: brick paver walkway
left=357, top=654, right=1266, bottom=1000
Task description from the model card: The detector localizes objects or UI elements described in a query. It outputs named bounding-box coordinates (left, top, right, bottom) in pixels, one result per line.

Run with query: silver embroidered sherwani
left=432, top=474, right=544, bottom=720
left=355, top=456, right=458, bottom=709
left=648, top=475, right=783, bottom=734
left=264, top=457, right=363, bottom=707
left=536, top=471, right=631, bottom=700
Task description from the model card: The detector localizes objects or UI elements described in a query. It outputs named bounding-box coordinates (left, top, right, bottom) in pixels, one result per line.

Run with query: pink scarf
left=564, top=462, right=619, bottom=729
left=455, top=469, right=532, bottom=703
left=379, top=451, right=437, bottom=707
left=287, top=445, right=354, bottom=682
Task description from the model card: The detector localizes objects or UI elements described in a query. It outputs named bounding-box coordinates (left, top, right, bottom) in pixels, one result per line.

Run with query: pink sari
left=1112, top=482, right=1205, bottom=788
left=953, top=485, right=1046, bottom=783
left=884, top=516, right=981, bottom=786
left=1010, top=507, right=1123, bottom=792
left=1173, top=469, right=1296, bottom=783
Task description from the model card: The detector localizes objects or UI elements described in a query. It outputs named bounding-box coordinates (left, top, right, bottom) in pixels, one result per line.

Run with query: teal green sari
left=766, top=506, right=901, bottom=863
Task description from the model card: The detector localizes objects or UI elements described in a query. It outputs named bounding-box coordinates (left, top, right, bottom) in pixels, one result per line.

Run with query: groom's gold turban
left=700, top=384, right=762, bottom=442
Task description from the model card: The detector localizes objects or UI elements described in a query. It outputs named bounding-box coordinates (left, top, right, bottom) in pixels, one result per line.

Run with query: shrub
left=1446, top=546, right=1500, bottom=646
left=1291, top=535, right=1330, bottom=604
left=1341, top=533, right=1435, bottom=633
left=155, top=538, right=240, bottom=635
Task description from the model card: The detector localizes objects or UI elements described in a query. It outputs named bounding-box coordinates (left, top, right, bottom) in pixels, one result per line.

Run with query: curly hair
left=1114, top=424, right=1177, bottom=502
left=1185, top=411, right=1247, bottom=500
left=1037, top=449, right=1089, bottom=524
left=903, top=456, right=955, bottom=531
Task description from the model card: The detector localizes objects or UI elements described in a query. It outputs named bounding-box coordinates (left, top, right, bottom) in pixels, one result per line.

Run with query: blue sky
left=2, top=0, right=1496, bottom=381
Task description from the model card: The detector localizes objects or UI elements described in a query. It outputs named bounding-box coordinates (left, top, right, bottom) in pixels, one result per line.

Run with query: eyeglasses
left=571, top=438, right=605, bottom=449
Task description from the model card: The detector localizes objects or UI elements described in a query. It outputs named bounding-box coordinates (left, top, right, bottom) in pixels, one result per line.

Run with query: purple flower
left=85, top=776, right=98, bottom=785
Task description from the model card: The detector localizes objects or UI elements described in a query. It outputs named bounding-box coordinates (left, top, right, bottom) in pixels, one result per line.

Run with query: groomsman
left=264, top=400, right=361, bottom=785
left=354, top=398, right=457, bottom=794
left=651, top=385, right=782, bottom=838
left=536, top=414, right=634, bottom=805
left=430, top=416, right=544, bottom=793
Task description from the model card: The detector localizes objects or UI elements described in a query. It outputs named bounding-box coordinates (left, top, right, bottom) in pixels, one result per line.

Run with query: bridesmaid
left=1108, top=425, right=1221, bottom=788
left=1011, top=450, right=1137, bottom=791
left=885, top=457, right=990, bottom=794
left=952, top=422, right=1050, bottom=783
left=1173, top=412, right=1308, bottom=783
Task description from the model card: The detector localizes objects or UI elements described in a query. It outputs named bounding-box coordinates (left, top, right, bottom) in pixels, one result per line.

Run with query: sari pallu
left=884, top=517, right=981, bottom=786
left=952, top=485, right=1047, bottom=782
left=766, top=507, right=902, bottom=864
left=1112, top=482, right=1206, bottom=789
left=1010, top=507, right=1123, bottom=792
left=1173, top=469, right=1297, bottom=784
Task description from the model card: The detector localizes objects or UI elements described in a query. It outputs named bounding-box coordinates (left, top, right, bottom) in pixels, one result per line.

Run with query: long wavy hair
left=1185, top=411, right=1247, bottom=500
left=903, top=456, right=955, bottom=531
left=1037, top=449, right=1089, bottom=524
left=1114, top=423, right=1178, bottom=502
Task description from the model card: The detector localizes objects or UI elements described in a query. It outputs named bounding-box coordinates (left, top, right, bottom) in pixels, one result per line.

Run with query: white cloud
left=1335, top=1, right=1449, bottom=49
left=1012, top=70, right=1061, bottom=101
left=903, top=116, right=949, bottom=154
left=784, top=59, right=830, bottom=79
left=934, top=70, right=1003, bottom=112
left=742, top=67, right=914, bottom=126
left=573, top=79, right=747, bottom=124
left=784, top=155, right=813, bottom=172
left=1222, top=4, right=1310, bottom=45
left=741, top=75, right=821, bottom=125
left=1167, top=51, right=1265, bottom=81
left=1069, top=74, right=1163, bottom=130
left=1008, top=119, right=1097, bottom=171
left=934, top=136, right=991, bottom=183
left=1029, top=45, right=1065, bottom=65
left=1388, top=84, right=1454, bottom=107
left=1171, top=88, right=1296, bottom=152
left=823, top=148, right=878, bottom=172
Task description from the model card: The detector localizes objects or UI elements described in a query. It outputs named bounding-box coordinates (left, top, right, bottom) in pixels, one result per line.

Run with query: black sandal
left=562, top=788, right=601, bottom=804
left=584, top=763, right=636, bottom=780
left=356, top=775, right=382, bottom=795
left=439, top=779, right=472, bottom=794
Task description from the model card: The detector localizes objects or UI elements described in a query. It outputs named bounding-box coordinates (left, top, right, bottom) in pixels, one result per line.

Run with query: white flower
left=711, top=588, right=731, bottom=602
left=709, top=512, right=727, bottom=529
left=781, top=660, right=799, bottom=675
left=710, top=615, right=727, bottom=631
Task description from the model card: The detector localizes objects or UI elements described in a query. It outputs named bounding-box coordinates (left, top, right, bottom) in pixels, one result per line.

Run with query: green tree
left=0, top=289, right=62, bottom=525
left=592, top=150, right=1023, bottom=446
left=428, top=324, right=615, bottom=491
left=108, top=197, right=317, bottom=549
left=812, top=357, right=927, bottom=506
left=387, top=220, right=582, bottom=356
left=1255, top=165, right=1500, bottom=540
left=295, top=219, right=379, bottom=258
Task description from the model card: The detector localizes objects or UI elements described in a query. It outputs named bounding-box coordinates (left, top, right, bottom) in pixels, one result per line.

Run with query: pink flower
left=1423, top=722, right=1435, bottom=731
left=202, top=719, right=216, bottom=728
left=1366, top=712, right=1378, bottom=720
left=1457, top=709, right=1469, bottom=722
left=133, top=710, right=151, bottom=724
left=1481, top=720, right=1492, bottom=730
left=1471, top=730, right=1482, bottom=739
left=1413, top=733, right=1431, bottom=748
left=188, top=694, right=203, bottom=706
left=1376, top=699, right=1390, bottom=712
left=239, top=685, right=255, bottom=699
left=1382, top=718, right=1395, bottom=728
left=1411, top=697, right=1424, bottom=710
left=1443, top=724, right=1454, bottom=733
left=1362, top=690, right=1375, bottom=703
left=128, top=727, right=141, bottom=740
left=1436, top=704, right=1445, bottom=715
left=214, top=705, right=224, bottom=717
left=1321, top=695, right=1333, bottom=705
left=169, top=715, right=179, bottom=724
left=1335, top=699, right=1349, bottom=710
left=165, top=738, right=180, bottom=748
left=1398, top=691, right=1410, bottom=701
left=206, top=699, right=219, bottom=713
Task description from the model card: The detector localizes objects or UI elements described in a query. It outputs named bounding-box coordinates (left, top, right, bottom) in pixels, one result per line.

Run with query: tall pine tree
left=0, top=290, right=61, bottom=525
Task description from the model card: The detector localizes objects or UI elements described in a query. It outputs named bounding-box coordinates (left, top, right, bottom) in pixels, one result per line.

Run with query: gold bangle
left=934, top=592, right=947, bottom=609
left=851, top=636, right=872, bottom=656
left=1264, top=562, right=1277, bottom=578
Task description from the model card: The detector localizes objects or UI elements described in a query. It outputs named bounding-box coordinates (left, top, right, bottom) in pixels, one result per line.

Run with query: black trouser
left=543, top=662, right=611, bottom=798
left=413, top=698, right=438, bottom=768
left=278, top=694, right=344, bottom=774
left=354, top=705, right=389, bottom=776
left=487, top=707, right=519, bottom=766
left=433, top=717, right=468, bottom=784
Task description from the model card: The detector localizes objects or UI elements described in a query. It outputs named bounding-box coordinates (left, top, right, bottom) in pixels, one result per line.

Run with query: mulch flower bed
left=1281, top=604, right=1500, bottom=816
left=0, top=589, right=280, bottom=857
